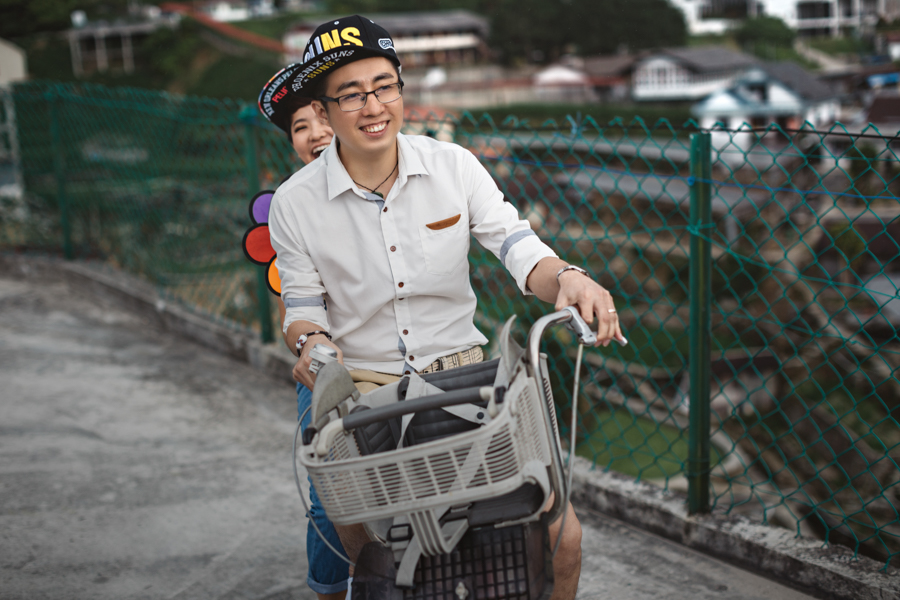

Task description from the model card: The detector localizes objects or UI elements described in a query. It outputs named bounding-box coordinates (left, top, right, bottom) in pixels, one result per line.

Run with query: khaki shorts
left=349, top=346, right=484, bottom=394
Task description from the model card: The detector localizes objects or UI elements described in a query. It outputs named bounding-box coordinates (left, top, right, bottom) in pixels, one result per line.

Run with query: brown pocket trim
left=426, top=214, right=462, bottom=231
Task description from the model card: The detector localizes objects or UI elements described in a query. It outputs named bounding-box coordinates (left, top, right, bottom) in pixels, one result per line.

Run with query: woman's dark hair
left=279, top=94, right=313, bottom=142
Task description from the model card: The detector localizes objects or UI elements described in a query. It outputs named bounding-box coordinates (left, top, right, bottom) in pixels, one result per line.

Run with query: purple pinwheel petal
left=250, top=191, right=275, bottom=225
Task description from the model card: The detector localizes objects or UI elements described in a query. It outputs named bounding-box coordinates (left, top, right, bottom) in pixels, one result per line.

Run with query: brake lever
left=561, top=306, right=628, bottom=347
left=562, top=306, right=597, bottom=345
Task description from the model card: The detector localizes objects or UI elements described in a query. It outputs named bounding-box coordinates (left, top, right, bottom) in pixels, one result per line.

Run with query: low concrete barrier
left=3, top=253, right=897, bottom=600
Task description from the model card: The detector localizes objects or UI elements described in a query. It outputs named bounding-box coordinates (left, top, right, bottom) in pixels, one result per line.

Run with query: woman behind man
left=258, top=65, right=350, bottom=600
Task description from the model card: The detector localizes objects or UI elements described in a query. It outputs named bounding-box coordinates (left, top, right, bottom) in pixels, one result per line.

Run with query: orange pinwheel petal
left=267, top=257, right=282, bottom=296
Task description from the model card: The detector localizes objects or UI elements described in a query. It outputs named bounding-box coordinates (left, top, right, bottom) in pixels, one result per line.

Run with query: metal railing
left=2, top=81, right=897, bottom=570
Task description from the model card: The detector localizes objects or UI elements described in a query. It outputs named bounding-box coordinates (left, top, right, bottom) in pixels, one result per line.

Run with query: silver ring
left=608, top=308, right=617, bottom=313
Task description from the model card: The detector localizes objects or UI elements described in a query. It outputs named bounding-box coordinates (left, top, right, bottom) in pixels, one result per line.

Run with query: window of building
left=797, top=1, right=832, bottom=19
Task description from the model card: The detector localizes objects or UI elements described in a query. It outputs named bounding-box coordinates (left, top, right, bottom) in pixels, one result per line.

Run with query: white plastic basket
left=298, top=368, right=554, bottom=526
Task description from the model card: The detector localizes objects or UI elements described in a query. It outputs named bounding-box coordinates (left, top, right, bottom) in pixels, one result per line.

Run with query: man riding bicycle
left=263, top=15, right=623, bottom=600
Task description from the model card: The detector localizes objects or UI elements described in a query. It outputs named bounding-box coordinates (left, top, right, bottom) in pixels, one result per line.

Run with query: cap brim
left=290, top=47, right=401, bottom=98
left=258, top=63, right=313, bottom=133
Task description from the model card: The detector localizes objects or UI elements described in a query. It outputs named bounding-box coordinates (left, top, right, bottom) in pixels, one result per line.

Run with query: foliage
left=142, top=19, right=206, bottom=81
left=0, top=0, right=131, bottom=38
left=323, top=0, right=686, bottom=63
left=229, top=12, right=320, bottom=39
left=733, top=16, right=795, bottom=49
left=807, top=36, right=873, bottom=56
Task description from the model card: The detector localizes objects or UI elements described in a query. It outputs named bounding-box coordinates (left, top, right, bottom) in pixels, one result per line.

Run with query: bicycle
left=293, top=307, right=600, bottom=600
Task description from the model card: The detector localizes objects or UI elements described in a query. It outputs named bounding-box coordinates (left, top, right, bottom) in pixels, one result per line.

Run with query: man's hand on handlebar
left=555, top=269, right=625, bottom=348
left=293, top=335, right=344, bottom=390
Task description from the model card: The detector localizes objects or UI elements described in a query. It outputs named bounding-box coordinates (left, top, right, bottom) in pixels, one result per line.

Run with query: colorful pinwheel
left=241, top=190, right=282, bottom=296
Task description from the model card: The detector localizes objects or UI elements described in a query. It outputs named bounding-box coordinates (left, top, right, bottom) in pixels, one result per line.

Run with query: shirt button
left=390, top=246, right=396, bottom=252
left=404, top=370, right=411, bottom=375
left=383, top=207, right=388, bottom=213
left=403, top=329, right=408, bottom=335
left=398, top=282, right=404, bottom=288
left=409, top=355, right=415, bottom=361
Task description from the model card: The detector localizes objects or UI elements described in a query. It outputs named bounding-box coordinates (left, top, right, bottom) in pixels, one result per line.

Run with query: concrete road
left=0, top=269, right=817, bottom=600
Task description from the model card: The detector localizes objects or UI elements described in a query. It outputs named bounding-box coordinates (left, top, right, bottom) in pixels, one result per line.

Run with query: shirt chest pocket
left=419, top=214, right=469, bottom=275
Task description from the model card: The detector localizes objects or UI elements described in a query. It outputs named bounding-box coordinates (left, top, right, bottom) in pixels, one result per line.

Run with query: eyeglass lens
left=340, top=84, right=402, bottom=111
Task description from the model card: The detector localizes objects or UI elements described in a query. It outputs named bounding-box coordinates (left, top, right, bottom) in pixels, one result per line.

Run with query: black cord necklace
left=352, top=158, right=398, bottom=199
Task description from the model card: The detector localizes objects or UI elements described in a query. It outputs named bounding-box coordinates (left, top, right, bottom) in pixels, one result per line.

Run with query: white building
left=671, top=0, right=899, bottom=37
left=762, top=0, right=885, bottom=36
left=632, top=46, right=758, bottom=101
left=669, top=0, right=760, bottom=35
left=0, top=38, right=26, bottom=86
left=283, top=11, right=489, bottom=68
left=693, top=62, right=838, bottom=128
left=693, top=61, right=838, bottom=163
left=533, top=64, right=596, bottom=103
left=0, top=39, right=25, bottom=200
left=67, top=14, right=179, bottom=76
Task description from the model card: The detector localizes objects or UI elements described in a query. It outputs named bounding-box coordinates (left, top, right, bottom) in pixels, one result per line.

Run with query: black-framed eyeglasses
left=320, top=82, right=404, bottom=112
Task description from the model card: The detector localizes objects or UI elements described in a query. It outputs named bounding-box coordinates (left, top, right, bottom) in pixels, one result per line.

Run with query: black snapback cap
left=290, top=15, right=401, bottom=98
left=258, top=63, right=313, bottom=134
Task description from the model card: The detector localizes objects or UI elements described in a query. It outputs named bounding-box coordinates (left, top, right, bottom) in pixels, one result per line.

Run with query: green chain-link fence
left=2, top=81, right=897, bottom=570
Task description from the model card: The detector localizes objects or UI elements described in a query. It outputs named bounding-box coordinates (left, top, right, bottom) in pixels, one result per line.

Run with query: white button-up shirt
left=268, top=133, right=557, bottom=374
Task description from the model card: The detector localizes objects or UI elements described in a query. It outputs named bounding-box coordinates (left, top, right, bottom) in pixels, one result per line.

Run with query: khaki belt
left=419, top=346, right=484, bottom=373
left=349, top=346, right=484, bottom=394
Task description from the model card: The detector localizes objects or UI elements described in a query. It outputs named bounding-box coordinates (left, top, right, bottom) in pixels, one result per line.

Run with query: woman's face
left=289, top=104, right=334, bottom=164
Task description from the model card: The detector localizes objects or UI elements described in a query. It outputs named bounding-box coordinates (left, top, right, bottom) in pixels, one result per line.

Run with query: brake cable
left=293, top=406, right=356, bottom=567
left=551, top=342, right=584, bottom=560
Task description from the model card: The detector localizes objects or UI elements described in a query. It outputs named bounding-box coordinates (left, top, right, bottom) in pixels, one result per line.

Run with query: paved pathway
left=0, top=269, right=816, bottom=599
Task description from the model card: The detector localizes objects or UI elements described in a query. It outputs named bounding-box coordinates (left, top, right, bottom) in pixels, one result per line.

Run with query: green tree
left=734, top=15, right=795, bottom=49
left=0, top=0, right=131, bottom=38
left=324, top=0, right=686, bottom=63
left=563, top=0, right=687, bottom=55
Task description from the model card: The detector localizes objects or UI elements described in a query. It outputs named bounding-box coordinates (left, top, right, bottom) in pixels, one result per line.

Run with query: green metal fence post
left=240, top=105, right=274, bottom=344
left=688, top=132, right=712, bottom=515
left=47, top=90, right=73, bottom=260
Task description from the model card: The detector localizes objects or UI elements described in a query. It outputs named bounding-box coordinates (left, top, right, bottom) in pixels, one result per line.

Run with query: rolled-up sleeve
left=268, top=191, right=330, bottom=333
left=463, top=151, right=557, bottom=294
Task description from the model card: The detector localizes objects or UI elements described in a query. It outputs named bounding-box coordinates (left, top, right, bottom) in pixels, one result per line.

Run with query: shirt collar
left=324, top=138, right=354, bottom=202
left=324, top=133, right=429, bottom=202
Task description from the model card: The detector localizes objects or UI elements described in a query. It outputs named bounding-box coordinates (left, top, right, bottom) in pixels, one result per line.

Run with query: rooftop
left=582, top=54, right=637, bottom=77
left=649, top=45, right=759, bottom=73
left=758, top=61, right=836, bottom=101
left=288, top=10, right=489, bottom=37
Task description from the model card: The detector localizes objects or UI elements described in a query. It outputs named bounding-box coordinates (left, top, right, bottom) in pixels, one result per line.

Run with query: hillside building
left=283, top=11, right=489, bottom=68
left=692, top=61, right=839, bottom=129
left=671, top=0, right=900, bottom=36
left=67, top=12, right=179, bottom=76
left=632, top=46, right=759, bottom=101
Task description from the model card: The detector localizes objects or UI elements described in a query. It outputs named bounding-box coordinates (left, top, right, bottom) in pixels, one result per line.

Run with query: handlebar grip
left=562, top=306, right=597, bottom=345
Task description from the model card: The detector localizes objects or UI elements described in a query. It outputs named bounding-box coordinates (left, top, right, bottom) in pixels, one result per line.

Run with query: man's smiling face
left=311, top=57, right=404, bottom=159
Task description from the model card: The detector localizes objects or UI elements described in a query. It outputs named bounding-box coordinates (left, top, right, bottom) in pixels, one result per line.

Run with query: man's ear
left=312, top=100, right=329, bottom=126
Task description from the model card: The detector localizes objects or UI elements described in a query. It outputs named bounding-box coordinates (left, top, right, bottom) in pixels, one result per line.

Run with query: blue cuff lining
left=284, top=297, right=325, bottom=308
left=500, top=229, right=537, bottom=265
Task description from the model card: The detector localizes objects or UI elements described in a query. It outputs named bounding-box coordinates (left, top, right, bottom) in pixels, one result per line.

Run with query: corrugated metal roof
left=655, top=46, right=758, bottom=73
left=582, top=54, right=636, bottom=77
left=759, top=61, right=836, bottom=101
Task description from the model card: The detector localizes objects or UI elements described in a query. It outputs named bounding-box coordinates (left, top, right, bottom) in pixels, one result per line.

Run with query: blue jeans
left=298, top=383, right=350, bottom=594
